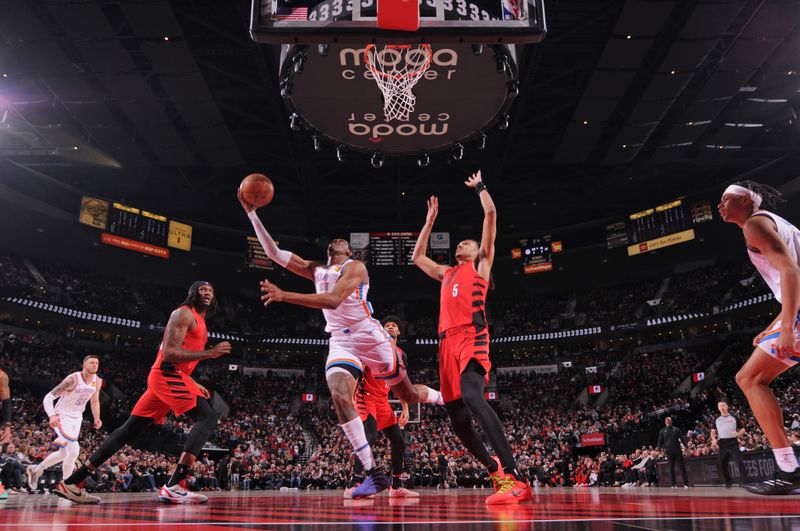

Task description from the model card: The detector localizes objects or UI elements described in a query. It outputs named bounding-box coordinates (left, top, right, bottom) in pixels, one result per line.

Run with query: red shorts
left=131, top=370, right=204, bottom=424
left=357, top=393, right=398, bottom=431
left=438, top=326, right=491, bottom=403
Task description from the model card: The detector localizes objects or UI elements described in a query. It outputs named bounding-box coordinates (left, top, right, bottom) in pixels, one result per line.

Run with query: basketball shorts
left=325, top=317, right=406, bottom=387
left=438, top=325, right=491, bottom=403
left=131, top=369, right=204, bottom=424
left=357, top=393, right=398, bottom=431
left=757, top=314, right=800, bottom=367
left=53, top=415, right=82, bottom=448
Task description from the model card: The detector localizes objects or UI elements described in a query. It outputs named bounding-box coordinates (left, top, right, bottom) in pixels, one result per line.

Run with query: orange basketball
left=239, top=173, right=274, bottom=208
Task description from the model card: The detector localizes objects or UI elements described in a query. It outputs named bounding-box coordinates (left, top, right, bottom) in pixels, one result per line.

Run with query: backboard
left=250, top=0, right=546, bottom=44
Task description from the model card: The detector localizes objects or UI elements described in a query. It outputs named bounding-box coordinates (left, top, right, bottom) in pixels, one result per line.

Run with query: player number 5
left=452, top=283, right=459, bottom=297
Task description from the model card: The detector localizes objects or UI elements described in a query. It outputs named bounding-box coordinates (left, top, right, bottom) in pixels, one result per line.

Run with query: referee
left=711, top=400, right=747, bottom=488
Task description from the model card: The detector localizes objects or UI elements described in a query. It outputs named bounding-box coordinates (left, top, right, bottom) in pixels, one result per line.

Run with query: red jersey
left=151, top=305, right=207, bottom=375
left=438, top=263, right=489, bottom=334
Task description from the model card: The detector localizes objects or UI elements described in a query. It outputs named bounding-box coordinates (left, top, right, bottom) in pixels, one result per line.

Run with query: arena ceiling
left=1, top=0, right=799, bottom=238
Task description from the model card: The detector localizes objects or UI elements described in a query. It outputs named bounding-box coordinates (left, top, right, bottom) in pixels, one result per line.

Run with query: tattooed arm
left=44, top=374, right=77, bottom=427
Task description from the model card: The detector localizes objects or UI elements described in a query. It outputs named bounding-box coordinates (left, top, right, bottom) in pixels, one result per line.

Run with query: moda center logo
left=339, top=47, right=458, bottom=141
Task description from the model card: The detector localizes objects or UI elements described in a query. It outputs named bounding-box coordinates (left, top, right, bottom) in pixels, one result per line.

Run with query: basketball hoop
left=364, top=44, right=432, bottom=122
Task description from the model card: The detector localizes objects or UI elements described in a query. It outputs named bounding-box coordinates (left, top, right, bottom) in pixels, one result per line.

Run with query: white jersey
left=54, top=372, right=97, bottom=419
left=747, top=210, right=800, bottom=303
left=314, top=259, right=373, bottom=332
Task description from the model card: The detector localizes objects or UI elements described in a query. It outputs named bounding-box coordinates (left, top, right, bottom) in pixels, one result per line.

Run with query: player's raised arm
left=412, top=196, right=449, bottom=282
left=162, top=307, right=231, bottom=363
left=239, top=190, right=320, bottom=281
left=465, top=171, right=496, bottom=279
left=260, top=260, right=367, bottom=310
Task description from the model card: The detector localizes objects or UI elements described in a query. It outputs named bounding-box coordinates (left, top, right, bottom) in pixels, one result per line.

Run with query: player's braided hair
left=734, top=180, right=785, bottom=211
left=182, top=281, right=219, bottom=318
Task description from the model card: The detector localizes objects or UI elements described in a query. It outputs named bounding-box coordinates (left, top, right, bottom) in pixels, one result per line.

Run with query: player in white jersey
left=240, top=192, right=443, bottom=498
left=26, top=355, right=102, bottom=491
left=719, top=181, right=800, bottom=495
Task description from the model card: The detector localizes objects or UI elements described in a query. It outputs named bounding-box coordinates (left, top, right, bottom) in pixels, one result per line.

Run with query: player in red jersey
left=55, top=281, right=231, bottom=504
left=412, top=171, right=532, bottom=505
left=345, top=316, right=422, bottom=499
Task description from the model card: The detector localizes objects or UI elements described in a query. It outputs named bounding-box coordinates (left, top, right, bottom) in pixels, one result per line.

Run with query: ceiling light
left=670, top=70, right=676, bottom=75
left=626, top=34, right=632, bottom=39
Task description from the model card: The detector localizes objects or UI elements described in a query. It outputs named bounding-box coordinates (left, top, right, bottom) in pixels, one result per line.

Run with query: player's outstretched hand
left=210, top=341, right=232, bottom=359
left=94, top=418, right=103, bottom=430
left=260, top=280, right=285, bottom=305
left=237, top=188, right=257, bottom=214
left=426, top=196, right=439, bottom=225
left=464, top=170, right=482, bottom=188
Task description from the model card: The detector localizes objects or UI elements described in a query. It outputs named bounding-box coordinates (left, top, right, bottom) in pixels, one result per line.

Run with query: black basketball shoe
left=744, top=468, right=800, bottom=495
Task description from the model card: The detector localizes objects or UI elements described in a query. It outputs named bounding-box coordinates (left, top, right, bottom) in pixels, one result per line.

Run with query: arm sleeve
left=43, top=392, right=57, bottom=417
left=1, top=399, right=11, bottom=425
left=247, top=211, right=292, bottom=267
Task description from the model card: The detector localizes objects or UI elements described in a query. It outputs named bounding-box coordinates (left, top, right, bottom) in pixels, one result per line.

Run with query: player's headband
left=723, top=184, right=762, bottom=210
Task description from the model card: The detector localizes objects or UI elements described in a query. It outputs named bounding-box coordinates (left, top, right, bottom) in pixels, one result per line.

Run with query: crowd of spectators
left=0, top=252, right=775, bottom=343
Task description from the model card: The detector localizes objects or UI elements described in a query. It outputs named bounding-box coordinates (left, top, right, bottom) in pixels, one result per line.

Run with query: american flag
left=276, top=6, right=308, bottom=20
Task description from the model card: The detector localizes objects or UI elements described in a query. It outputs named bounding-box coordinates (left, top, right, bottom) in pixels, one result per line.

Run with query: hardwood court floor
left=2, top=486, right=799, bottom=530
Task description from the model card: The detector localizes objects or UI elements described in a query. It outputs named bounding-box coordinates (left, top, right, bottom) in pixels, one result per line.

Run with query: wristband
left=475, top=182, right=487, bottom=194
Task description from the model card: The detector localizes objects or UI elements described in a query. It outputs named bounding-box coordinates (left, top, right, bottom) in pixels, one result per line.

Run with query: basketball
left=239, top=173, right=274, bottom=208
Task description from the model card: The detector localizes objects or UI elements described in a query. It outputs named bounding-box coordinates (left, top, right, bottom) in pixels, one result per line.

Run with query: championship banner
left=581, top=433, right=605, bottom=447
left=627, top=229, right=695, bottom=256
left=588, top=385, right=604, bottom=395
left=168, top=220, right=193, bottom=251
left=301, top=393, right=317, bottom=402
left=101, top=233, right=169, bottom=259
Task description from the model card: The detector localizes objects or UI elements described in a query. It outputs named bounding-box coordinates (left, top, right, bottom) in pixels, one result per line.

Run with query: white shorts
left=53, top=415, right=81, bottom=447
left=325, top=317, right=406, bottom=387
left=757, top=315, right=800, bottom=367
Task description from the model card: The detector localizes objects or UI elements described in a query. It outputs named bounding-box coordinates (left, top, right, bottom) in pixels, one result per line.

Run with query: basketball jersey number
left=452, top=283, right=459, bottom=297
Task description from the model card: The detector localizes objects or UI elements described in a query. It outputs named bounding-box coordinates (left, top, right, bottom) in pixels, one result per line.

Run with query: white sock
left=341, top=417, right=375, bottom=471
left=423, top=387, right=444, bottom=406
left=773, top=447, right=799, bottom=473
left=36, top=448, right=66, bottom=474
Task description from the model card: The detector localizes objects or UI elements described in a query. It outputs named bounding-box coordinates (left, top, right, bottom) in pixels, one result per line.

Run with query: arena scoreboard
left=516, top=235, right=561, bottom=274
left=78, top=196, right=192, bottom=258
left=246, top=236, right=275, bottom=270
left=349, top=232, right=450, bottom=266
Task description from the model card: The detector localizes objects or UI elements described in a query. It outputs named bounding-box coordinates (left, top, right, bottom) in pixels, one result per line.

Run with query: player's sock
left=341, top=417, right=375, bottom=471
left=167, top=464, right=192, bottom=488
left=422, top=387, right=444, bottom=405
left=36, top=448, right=67, bottom=474
left=773, top=447, right=800, bottom=473
left=65, top=465, right=91, bottom=486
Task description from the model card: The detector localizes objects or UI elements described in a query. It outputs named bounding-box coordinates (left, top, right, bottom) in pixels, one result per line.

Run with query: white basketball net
left=364, top=44, right=432, bottom=122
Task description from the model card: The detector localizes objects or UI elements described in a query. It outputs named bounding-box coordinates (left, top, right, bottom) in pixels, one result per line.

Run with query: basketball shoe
left=55, top=481, right=100, bottom=504
left=485, top=475, right=533, bottom=505
left=351, top=467, right=390, bottom=499
left=157, top=484, right=208, bottom=504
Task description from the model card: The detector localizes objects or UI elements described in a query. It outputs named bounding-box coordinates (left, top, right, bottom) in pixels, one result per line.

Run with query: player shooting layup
left=241, top=192, right=443, bottom=498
